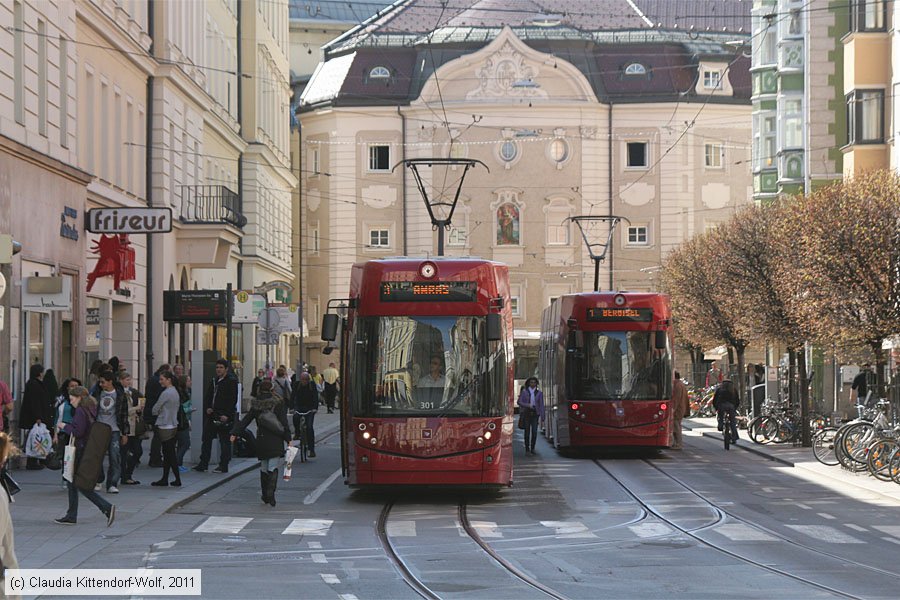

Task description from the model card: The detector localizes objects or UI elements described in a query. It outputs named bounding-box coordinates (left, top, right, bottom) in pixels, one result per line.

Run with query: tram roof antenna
left=567, top=215, right=630, bottom=292
left=392, top=158, right=489, bottom=256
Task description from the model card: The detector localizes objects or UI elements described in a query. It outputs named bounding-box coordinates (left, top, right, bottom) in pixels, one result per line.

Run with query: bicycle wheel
left=812, top=427, right=840, bottom=466
left=867, top=439, right=898, bottom=481
left=747, top=416, right=765, bottom=444
left=754, top=416, right=779, bottom=444
left=890, top=451, right=900, bottom=485
left=836, top=422, right=874, bottom=472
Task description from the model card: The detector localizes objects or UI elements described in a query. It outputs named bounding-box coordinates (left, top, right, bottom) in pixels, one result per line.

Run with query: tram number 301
left=419, top=402, right=435, bottom=409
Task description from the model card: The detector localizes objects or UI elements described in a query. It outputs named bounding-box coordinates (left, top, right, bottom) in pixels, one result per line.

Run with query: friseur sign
left=86, top=207, right=173, bottom=234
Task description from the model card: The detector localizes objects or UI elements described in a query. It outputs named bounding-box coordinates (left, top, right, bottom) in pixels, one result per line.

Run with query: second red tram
left=322, top=257, right=515, bottom=487
left=539, top=292, right=673, bottom=449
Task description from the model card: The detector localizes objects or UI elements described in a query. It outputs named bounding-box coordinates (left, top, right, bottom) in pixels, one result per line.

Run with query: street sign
left=257, top=307, right=281, bottom=331
left=254, top=280, right=294, bottom=295
left=233, top=291, right=266, bottom=323
left=86, top=207, right=173, bottom=234
left=163, top=290, right=227, bottom=323
left=0, top=235, right=12, bottom=264
left=269, top=304, right=301, bottom=333
left=22, top=276, right=72, bottom=312
left=256, top=329, right=280, bottom=345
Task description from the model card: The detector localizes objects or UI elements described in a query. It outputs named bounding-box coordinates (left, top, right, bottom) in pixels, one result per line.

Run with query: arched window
left=549, top=138, right=568, bottom=163
left=369, top=66, right=390, bottom=79
left=624, top=63, right=647, bottom=76
left=496, top=202, right=520, bottom=245
left=499, top=140, right=518, bottom=162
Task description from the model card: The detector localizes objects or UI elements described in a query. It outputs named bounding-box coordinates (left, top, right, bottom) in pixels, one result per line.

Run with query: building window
left=496, top=202, right=520, bottom=245
left=851, top=0, right=886, bottom=32
left=448, top=225, right=467, bottom=247
left=449, top=143, right=467, bottom=159
left=38, top=20, right=47, bottom=136
left=368, top=144, right=390, bottom=171
left=499, top=140, right=518, bottom=162
left=847, top=90, right=884, bottom=144
left=310, top=222, right=320, bottom=254
left=311, top=148, right=320, bottom=174
left=369, top=66, right=390, bottom=79
left=787, top=9, right=802, bottom=35
left=754, top=114, right=776, bottom=170
left=627, top=225, right=649, bottom=245
left=60, top=38, right=69, bottom=147
left=626, top=142, right=648, bottom=168
left=703, top=70, right=721, bottom=90
left=548, top=139, right=568, bottom=163
left=757, top=21, right=777, bottom=65
left=783, top=98, right=802, bottom=148
left=624, top=63, right=646, bottom=76
left=369, top=228, right=390, bottom=248
left=704, top=143, right=724, bottom=168
left=546, top=209, right=570, bottom=245
left=14, top=1, right=24, bottom=125
left=510, top=296, right=520, bottom=316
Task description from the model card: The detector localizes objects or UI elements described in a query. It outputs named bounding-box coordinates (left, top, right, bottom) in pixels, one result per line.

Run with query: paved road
left=10, top=417, right=900, bottom=599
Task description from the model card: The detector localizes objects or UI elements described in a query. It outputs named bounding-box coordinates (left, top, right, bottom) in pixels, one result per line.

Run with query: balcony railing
left=179, top=185, right=247, bottom=228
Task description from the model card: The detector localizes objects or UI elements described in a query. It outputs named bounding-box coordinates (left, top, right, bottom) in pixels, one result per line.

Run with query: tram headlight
left=477, top=436, right=484, bottom=444
left=362, top=431, right=371, bottom=440
left=484, top=431, right=492, bottom=440
left=487, top=422, right=497, bottom=431
left=370, top=437, right=377, bottom=445
left=358, top=423, right=367, bottom=431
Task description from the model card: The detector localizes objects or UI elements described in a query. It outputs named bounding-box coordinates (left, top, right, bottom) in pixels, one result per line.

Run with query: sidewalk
left=682, top=416, right=900, bottom=503
left=8, top=411, right=341, bottom=570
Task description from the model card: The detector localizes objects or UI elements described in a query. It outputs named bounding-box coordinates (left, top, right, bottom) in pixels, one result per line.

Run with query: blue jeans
left=120, top=436, right=143, bottom=481
left=65, top=479, right=112, bottom=520
left=98, top=436, right=121, bottom=489
left=305, top=411, right=316, bottom=452
left=260, top=457, right=280, bottom=472
left=176, top=429, right=191, bottom=466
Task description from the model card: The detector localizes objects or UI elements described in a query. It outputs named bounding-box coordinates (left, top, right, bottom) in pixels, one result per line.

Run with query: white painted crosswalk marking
left=816, top=513, right=836, bottom=520
left=339, top=595, right=359, bottom=600
left=845, top=524, right=867, bottom=532
left=282, top=518, right=334, bottom=536
left=312, top=553, right=327, bottom=563
left=308, top=541, right=323, bottom=549
left=713, top=523, right=777, bottom=542
left=153, top=541, right=176, bottom=549
left=541, top=521, right=597, bottom=538
left=628, top=523, right=673, bottom=538
left=471, top=521, right=503, bottom=538
left=193, top=517, right=252, bottom=534
left=786, top=525, right=864, bottom=544
left=321, top=574, right=340, bottom=584
left=873, top=525, right=900, bottom=538
left=386, top=520, right=417, bottom=537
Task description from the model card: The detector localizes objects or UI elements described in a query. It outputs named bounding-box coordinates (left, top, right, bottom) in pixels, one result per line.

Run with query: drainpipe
left=145, top=0, right=155, bottom=380
left=296, top=118, right=303, bottom=365
left=399, top=106, right=407, bottom=255
left=608, top=102, right=614, bottom=290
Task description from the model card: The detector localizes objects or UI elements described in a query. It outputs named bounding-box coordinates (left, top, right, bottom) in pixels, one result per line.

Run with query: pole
left=437, top=223, right=445, bottom=256
left=226, top=282, right=233, bottom=366
left=593, top=258, right=600, bottom=292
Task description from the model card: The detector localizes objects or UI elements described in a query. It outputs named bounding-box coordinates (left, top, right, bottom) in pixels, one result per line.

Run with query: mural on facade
left=86, top=234, right=136, bottom=292
left=497, top=203, right=519, bottom=245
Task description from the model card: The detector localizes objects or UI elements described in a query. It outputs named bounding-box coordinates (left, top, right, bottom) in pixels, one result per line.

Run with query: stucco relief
left=307, top=190, right=321, bottom=212
left=579, top=126, right=598, bottom=140
left=467, top=42, right=549, bottom=100
left=361, top=184, right=397, bottom=209
left=619, top=182, right=654, bottom=206
left=701, top=182, right=731, bottom=210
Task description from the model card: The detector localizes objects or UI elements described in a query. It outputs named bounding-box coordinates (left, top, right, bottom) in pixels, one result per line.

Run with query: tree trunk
left=735, top=344, right=746, bottom=419
left=798, top=348, right=811, bottom=447
left=873, top=341, right=886, bottom=401
left=787, top=347, right=797, bottom=409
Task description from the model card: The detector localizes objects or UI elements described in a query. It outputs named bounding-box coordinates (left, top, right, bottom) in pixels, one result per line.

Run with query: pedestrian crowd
left=0, top=356, right=340, bottom=547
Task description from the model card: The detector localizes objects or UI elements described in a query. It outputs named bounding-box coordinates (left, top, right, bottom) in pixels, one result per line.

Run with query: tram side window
left=483, top=339, right=507, bottom=417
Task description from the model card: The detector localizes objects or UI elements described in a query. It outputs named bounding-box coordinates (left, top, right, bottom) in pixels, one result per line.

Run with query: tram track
left=377, top=498, right=568, bottom=600
left=594, top=459, right=866, bottom=600
left=641, top=458, right=900, bottom=583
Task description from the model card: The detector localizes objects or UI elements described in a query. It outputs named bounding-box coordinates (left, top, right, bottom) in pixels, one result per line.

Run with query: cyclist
left=712, top=379, right=740, bottom=444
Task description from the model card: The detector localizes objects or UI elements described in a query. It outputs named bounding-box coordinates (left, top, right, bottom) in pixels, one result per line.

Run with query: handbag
left=62, top=435, right=76, bottom=483
left=74, top=421, right=112, bottom=492
left=257, top=409, right=283, bottom=435
left=1, top=468, right=21, bottom=500
left=518, top=415, right=526, bottom=430
left=176, top=405, right=189, bottom=431
left=45, top=449, right=62, bottom=470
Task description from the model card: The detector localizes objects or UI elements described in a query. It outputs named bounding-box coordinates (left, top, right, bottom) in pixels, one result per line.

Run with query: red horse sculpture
left=86, top=234, right=136, bottom=292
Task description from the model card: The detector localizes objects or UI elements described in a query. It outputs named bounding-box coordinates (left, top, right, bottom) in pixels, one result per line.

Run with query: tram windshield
left=351, top=316, right=507, bottom=417
left=571, top=330, right=671, bottom=400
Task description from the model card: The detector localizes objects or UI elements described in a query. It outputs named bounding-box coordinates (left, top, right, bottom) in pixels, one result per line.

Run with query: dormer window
left=624, top=63, right=647, bottom=76
left=369, top=66, right=390, bottom=79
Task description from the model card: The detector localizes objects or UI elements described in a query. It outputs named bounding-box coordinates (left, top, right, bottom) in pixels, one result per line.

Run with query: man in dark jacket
left=21, top=363, right=53, bottom=469
left=291, top=371, right=319, bottom=458
left=712, top=379, right=740, bottom=443
left=143, top=364, right=169, bottom=468
left=195, top=359, right=238, bottom=473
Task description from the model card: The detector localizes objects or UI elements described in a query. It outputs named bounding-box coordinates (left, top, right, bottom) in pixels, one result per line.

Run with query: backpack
left=233, top=429, right=256, bottom=457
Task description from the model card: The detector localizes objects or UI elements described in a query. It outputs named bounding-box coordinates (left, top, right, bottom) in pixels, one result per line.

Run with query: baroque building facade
left=298, top=0, right=755, bottom=375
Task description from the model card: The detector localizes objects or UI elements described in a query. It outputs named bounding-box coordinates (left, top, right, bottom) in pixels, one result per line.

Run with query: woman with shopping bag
left=55, top=387, right=115, bottom=527
left=230, top=381, right=290, bottom=506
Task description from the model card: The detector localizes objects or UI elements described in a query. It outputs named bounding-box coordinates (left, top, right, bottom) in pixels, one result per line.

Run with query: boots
left=265, top=469, right=278, bottom=507
left=259, top=471, right=269, bottom=504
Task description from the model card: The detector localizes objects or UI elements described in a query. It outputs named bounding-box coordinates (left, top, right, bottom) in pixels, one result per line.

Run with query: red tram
left=539, top=292, right=673, bottom=449
left=321, top=258, right=515, bottom=487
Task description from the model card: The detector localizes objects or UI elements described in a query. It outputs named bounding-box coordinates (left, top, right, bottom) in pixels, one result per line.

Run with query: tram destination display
left=586, top=307, right=653, bottom=322
left=163, top=290, right=227, bottom=323
left=380, top=281, right=477, bottom=302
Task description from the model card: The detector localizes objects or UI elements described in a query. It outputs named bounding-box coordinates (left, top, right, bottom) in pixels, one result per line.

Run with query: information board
left=163, top=290, right=227, bottom=323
